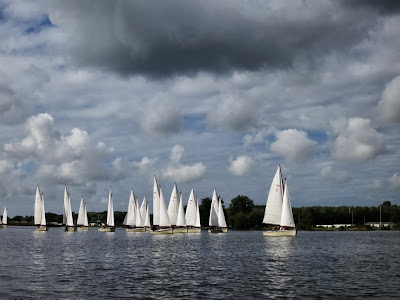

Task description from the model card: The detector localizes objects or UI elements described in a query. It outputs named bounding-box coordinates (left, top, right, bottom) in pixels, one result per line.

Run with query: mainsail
left=167, top=183, right=179, bottom=226
left=209, top=188, right=219, bottom=227
left=185, top=188, right=196, bottom=226
left=263, top=165, right=284, bottom=225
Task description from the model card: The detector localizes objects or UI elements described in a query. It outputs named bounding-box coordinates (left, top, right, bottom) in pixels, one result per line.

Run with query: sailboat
left=151, top=182, right=173, bottom=234
left=167, top=183, right=179, bottom=227
left=140, top=196, right=151, bottom=231
left=76, top=196, right=89, bottom=230
left=126, top=190, right=146, bottom=232
left=208, top=188, right=227, bottom=233
left=99, top=187, right=115, bottom=232
left=63, top=186, right=76, bottom=231
left=34, top=186, right=48, bottom=231
left=188, top=196, right=201, bottom=233
left=263, top=165, right=296, bottom=236
left=174, top=192, right=187, bottom=233
left=185, top=188, right=196, bottom=230
left=0, top=207, right=7, bottom=228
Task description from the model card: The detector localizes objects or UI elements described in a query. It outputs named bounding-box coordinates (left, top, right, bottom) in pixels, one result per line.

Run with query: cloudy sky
left=1, top=0, right=400, bottom=217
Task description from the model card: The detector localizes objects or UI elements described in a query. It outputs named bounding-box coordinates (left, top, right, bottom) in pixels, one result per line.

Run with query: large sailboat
left=63, top=186, right=76, bottom=231
left=34, top=186, right=48, bottom=231
left=187, top=196, right=201, bottom=233
left=0, top=207, right=7, bottom=228
left=99, top=187, right=115, bottom=232
left=208, top=188, right=227, bottom=233
left=174, top=192, right=188, bottom=233
left=263, top=165, right=296, bottom=236
left=76, top=196, right=89, bottom=230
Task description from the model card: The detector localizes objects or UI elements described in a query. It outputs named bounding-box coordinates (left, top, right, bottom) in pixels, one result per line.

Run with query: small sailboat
left=77, top=196, right=89, bottom=230
left=34, top=186, right=48, bottom=231
left=99, top=187, right=115, bottom=232
left=188, top=196, right=201, bottom=233
left=0, top=207, right=7, bottom=228
left=151, top=185, right=173, bottom=234
left=126, top=190, right=146, bottom=232
left=140, top=196, right=151, bottom=231
left=263, top=165, right=297, bottom=237
left=208, top=188, right=227, bottom=233
left=174, top=192, right=188, bottom=233
left=185, top=188, right=196, bottom=229
left=167, top=183, right=179, bottom=227
left=63, top=186, right=76, bottom=231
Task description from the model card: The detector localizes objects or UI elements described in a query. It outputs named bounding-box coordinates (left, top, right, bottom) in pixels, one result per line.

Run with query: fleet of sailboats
left=263, top=165, right=296, bottom=236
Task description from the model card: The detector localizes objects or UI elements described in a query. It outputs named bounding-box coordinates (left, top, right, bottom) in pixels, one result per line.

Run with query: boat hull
left=98, top=227, right=115, bottom=232
left=208, top=227, right=228, bottom=233
left=173, top=227, right=188, bottom=233
left=77, top=226, right=89, bottom=231
left=65, top=226, right=76, bottom=231
left=36, top=226, right=48, bottom=231
left=126, top=227, right=146, bottom=232
left=263, top=229, right=297, bottom=237
left=150, top=228, right=173, bottom=234
left=187, top=227, right=201, bottom=233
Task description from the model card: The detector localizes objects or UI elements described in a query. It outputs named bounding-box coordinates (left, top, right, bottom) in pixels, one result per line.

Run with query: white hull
left=36, top=226, right=48, bottom=231
left=77, top=226, right=89, bottom=231
left=126, top=227, right=146, bottom=232
left=173, top=227, right=188, bottom=233
left=187, top=227, right=201, bottom=233
left=65, top=226, right=76, bottom=232
left=150, top=228, right=173, bottom=234
left=263, top=229, right=297, bottom=237
left=98, top=227, right=115, bottom=232
left=208, top=227, right=228, bottom=233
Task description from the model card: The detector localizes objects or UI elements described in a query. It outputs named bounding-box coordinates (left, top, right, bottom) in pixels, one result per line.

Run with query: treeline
left=8, top=197, right=400, bottom=230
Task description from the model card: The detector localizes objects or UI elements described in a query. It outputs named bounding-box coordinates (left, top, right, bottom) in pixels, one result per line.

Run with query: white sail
left=193, top=196, right=201, bottom=228
left=217, top=197, right=227, bottom=228
left=167, top=183, right=179, bottom=225
left=158, top=186, right=171, bottom=227
left=83, top=201, right=88, bottom=227
left=263, top=165, right=284, bottom=225
left=135, top=197, right=144, bottom=227
left=280, top=179, right=295, bottom=228
left=144, top=204, right=151, bottom=227
left=106, top=187, right=115, bottom=227
left=153, top=176, right=160, bottom=226
left=34, top=186, right=42, bottom=225
left=77, top=196, right=87, bottom=226
left=125, top=189, right=136, bottom=226
left=2, top=207, right=7, bottom=225
left=185, top=188, right=196, bottom=226
left=140, top=196, right=147, bottom=221
left=176, top=192, right=187, bottom=227
left=65, top=192, right=74, bottom=227
left=40, top=192, right=47, bottom=226
left=209, top=188, right=219, bottom=226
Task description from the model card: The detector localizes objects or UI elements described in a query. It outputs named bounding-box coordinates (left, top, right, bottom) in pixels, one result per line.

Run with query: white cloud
left=320, top=165, right=349, bottom=183
left=228, top=155, right=253, bottom=176
left=378, top=76, right=400, bottom=123
left=367, top=179, right=384, bottom=190
left=270, top=129, right=316, bottom=163
left=131, top=156, right=158, bottom=171
left=332, top=117, right=389, bottom=162
left=388, top=173, right=400, bottom=191
left=140, top=94, right=182, bottom=135
left=161, top=144, right=206, bottom=183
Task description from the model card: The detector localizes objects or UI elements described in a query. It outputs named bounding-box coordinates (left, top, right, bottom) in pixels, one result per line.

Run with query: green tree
left=199, top=197, right=212, bottom=227
left=228, top=195, right=254, bottom=215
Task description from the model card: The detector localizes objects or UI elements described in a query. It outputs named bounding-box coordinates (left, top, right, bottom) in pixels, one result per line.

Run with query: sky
left=1, top=0, right=400, bottom=217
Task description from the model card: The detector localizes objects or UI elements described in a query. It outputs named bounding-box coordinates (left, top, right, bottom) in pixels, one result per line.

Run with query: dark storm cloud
left=49, top=0, right=388, bottom=78
left=340, top=0, right=400, bottom=15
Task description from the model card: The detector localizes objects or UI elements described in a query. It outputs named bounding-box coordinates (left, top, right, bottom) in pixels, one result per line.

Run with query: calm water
left=0, top=227, right=399, bottom=299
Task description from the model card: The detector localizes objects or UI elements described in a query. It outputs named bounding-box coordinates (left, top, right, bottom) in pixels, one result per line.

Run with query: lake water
left=0, top=227, right=399, bottom=299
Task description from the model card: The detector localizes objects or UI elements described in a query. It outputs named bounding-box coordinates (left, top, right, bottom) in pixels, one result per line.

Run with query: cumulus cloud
left=228, top=155, right=253, bottom=176
left=162, top=144, right=206, bottom=182
left=270, top=129, right=316, bottom=163
left=320, top=164, right=349, bottom=183
left=378, top=76, right=400, bottom=123
left=388, top=173, right=400, bottom=191
left=3, top=113, right=115, bottom=185
left=47, top=1, right=382, bottom=77
left=140, top=94, right=182, bottom=135
left=332, top=117, right=390, bottom=162
left=131, top=156, right=158, bottom=171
